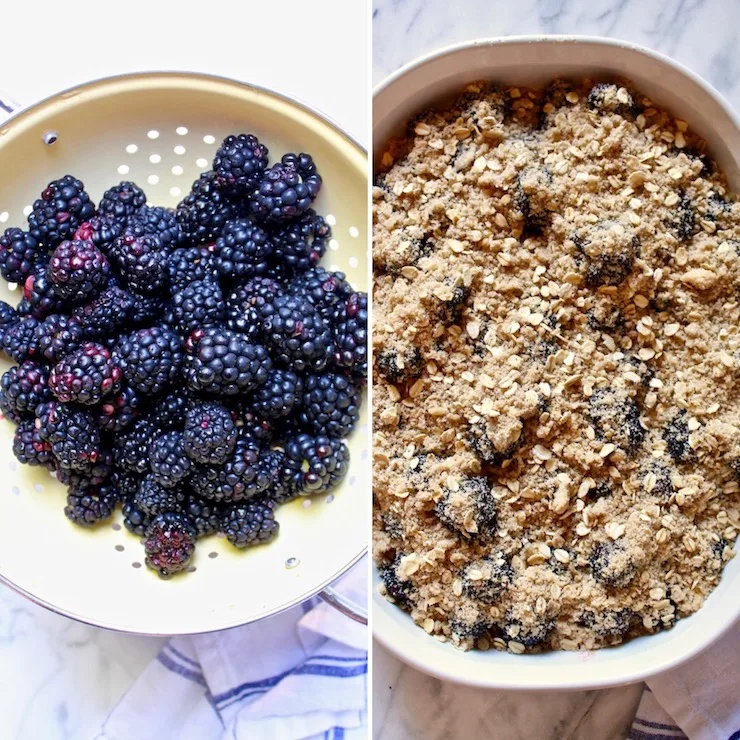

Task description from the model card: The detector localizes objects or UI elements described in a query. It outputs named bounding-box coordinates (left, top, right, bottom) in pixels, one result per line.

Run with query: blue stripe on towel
left=629, top=729, right=686, bottom=740
left=157, top=651, right=207, bottom=687
left=166, top=644, right=201, bottom=669
left=308, top=654, right=368, bottom=663
left=634, top=718, right=683, bottom=732
left=727, top=732, right=740, bottom=740
left=294, top=663, right=367, bottom=679
left=333, top=728, right=345, bottom=739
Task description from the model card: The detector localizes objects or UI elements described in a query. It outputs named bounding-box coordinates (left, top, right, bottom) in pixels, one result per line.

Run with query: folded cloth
left=97, top=558, right=367, bottom=740
left=629, top=625, right=739, bottom=740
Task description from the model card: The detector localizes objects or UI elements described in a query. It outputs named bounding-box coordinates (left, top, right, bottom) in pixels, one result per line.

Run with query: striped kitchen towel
left=629, top=625, right=739, bottom=740
left=97, top=559, right=367, bottom=740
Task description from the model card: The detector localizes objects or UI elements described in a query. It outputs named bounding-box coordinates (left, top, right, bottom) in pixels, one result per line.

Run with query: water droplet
left=285, top=557, right=300, bottom=569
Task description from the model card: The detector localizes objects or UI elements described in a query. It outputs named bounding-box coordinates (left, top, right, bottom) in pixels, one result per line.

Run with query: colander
left=0, top=72, right=368, bottom=633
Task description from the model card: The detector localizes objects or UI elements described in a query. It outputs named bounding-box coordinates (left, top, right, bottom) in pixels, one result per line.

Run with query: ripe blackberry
left=49, top=342, right=122, bottom=405
left=0, top=228, right=44, bottom=284
left=269, top=209, right=331, bottom=274
left=261, top=448, right=296, bottom=505
left=134, top=474, right=185, bottom=515
left=589, top=388, right=645, bottom=452
left=122, top=496, right=151, bottom=536
left=183, top=401, right=238, bottom=465
left=250, top=153, right=322, bottom=224
left=1, top=316, right=40, bottom=362
left=28, top=175, right=96, bottom=247
left=23, top=265, right=66, bottom=318
left=176, top=171, right=238, bottom=245
left=214, top=219, right=272, bottom=282
left=48, top=240, right=110, bottom=303
left=379, top=556, right=412, bottom=608
left=461, top=554, right=514, bottom=604
left=183, top=326, right=271, bottom=395
left=149, top=389, right=196, bottom=429
left=128, top=293, right=164, bottom=326
left=72, top=286, right=135, bottom=340
left=114, top=326, right=183, bottom=395
left=92, top=384, right=142, bottom=432
left=184, top=495, right=222, bottom=537
left=282, top=434, right=349, bottom=495
left=0, top=361, right=51, bottom=419
left=663, top=410, right=696, bottom=464
left=74, top=215, right=124, bottom=254
left=113, top=234, right=167, bottom=296
left=234, top=408, right=275, bottom=449
left=35, top=314, right=83, bottom=363
left=167, top=246, right=219, bottom=293
left=111, top=469, right=141, bottom=500
left=124, top=206, right=182, bottom=252
left=64, top=482, right=118, bottom=527
left=13, top=419, right=54, bottom=467
left=98, top=181, right=147, bottom=220
left=290, top=267, right=351, bottom=321
left=435, top=475, right=497, bottom=537
left=590, top=541, right=637, bottom=587
left=259, top=294, right=334, bottom=372
left=249, top=369, right=303, bottom=419
left=144, top=512, right=197, bottom=577
left=501, top=618, right=553, bottom=649
left=213, top=133, right=269, bottom=194
left=149, top=431, right=191, bottom=488
left=190, top=437, right=273, bottom=502
left=35, top=401, right=102, bottom=471
left=0, top=300, right=18, bottom=335
left=166, top=279, right=225, bottom=334
left=298, top=373, right=361, bottom=438
left=114, top=418, right=160, bottom=474
left=221, top=498, right=279, bottom=548
left=224, top=276, right=283, bottom=339
left=333, top=292, right=368, bottom=378
left=55, top=449, right=113, bottom=489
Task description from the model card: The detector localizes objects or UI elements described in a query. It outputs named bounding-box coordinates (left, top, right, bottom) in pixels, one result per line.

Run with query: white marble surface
left=371, top=0, right=739, bottom=738
left=0, top=2, right=367, bottom=739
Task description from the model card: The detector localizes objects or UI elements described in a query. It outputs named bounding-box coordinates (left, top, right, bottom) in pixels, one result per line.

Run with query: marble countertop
left=371, top=0, right=739, bottom=738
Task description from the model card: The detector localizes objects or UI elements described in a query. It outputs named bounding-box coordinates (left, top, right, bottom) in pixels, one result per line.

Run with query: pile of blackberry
left=0, top=133, right=366, bottom=578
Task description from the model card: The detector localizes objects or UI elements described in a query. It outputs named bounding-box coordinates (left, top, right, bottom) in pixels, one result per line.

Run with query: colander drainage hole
left=176, top=126, right=188, bottom=136
left=187, top=566, right=197, bottom=573
left=147, top=130, right=159, bottom=140
left=203, top=135, right=215, bottom=144
left=132, top=561, right=142, bottom=569
left=118, top=165, right=130, bottom=175
left=33, top=483, right=43, bottom=493
left=329, top=239, right=338, bottom=251
left=149, top=154, right=161, bottom=164
left=0, top=212, right=9, bottom=223
left=302, top=499, right=311, bottom=509
left=111, top=523, right=121, bottom=531
left=22, top=205, right=32, bottom=216
left=349, top=226, right=359, bottom=238
left=325, top=494, right=335, bottom=504
left=208, top=551, right=218, bottom=559
left=43, top=131, right=58, bottom=145
left=285, top=557, right=300, bottom=569
left=196, top=158, right=208, bottom=168
left=11, top=486, right=19, bottom=496
left=126, top=144, right=138, bottom=154
left=115, top=544, right=124, bottom=552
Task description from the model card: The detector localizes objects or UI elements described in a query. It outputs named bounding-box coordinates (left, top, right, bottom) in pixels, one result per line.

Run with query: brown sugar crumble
left=372, top=79, right=740, bottom=653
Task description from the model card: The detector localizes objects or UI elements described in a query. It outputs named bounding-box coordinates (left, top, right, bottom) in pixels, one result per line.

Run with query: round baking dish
left=373, top=36, right=740, bottom=689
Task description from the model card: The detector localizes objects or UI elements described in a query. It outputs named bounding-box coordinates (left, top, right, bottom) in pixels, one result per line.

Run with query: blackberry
left=224, top=276, right=283, bottom=339
left=182, top=401, right=238, bottom=465
left=144, top=512, right=197, bottom=577
left=128, top=293, right=164, bottom=326
left=259, top=294, right=334, bottom=372
left=214, top=219, right=272, bottom=282
left=190, top=437, right=273, bottom=502
left=92, top=384, right=142, bottom=432
left=234, top=409, right=275, bottom=448
left=134, top=474, right=185, bottom=515
left=435, top=475, right=497, bottom=537
left=149, top=389, right=195, bottom=429
left=113, top=234, right=167, bottom=296
left=298, top=372, right=361, bottom=438
left=114, top=326, right=182, bottom=395
left=13, top=419, right=54, bottom=467
left=64, top=482, right=118, bottom=527
left=261, top=448, right=296, bottom=505
left=48, top=240, right=110, bottom=303
left=461, top=554, right=514, bottom=604
left=72, top=286, right=135, bottom=340
left=28, top=175, right=96, bottom=247
left=282, top=433, right=349, bottom=495
left=23, top=265, right=66, bottom=318
left=34, top=314, right=83, bottom=363
left=55, top=449, right=113, bottom=489
left=0, top=228, right=44, bottom=283
left=379, top=556, right=412, bottom=608
left=467, top=418, right=521, bottom=467
left=250, top=153, right=322, bottom=224
left=0, top=361, right=51, bottom=419
left=74, top=216, right=124, bottom=254
left=587, top=83, right=634, bottom=115
left=501, top=618, right=553, bottom=648
left=122, top=496, right=151, bottom=536
left=98, top=181, right=147, bottom=220
left=114, top=418, right=160, bottom=474
left=166, top=279, right=225, bottom=335
left=220, top=498, right=279, bottom=548
left=213, top=133, right=269, bottom=194
left=250, top=369, right=303, bottom=419
left=580, top=608, right=634, bottom=638
left=183, top=326, right=271, bottom=395
left=148, top=430, right=191, bottom=488
left=333, top=292, right=368, bottom=378
left=0, top=300, right=18, bottom=337
left=35, top=402, right=101, bottom=471
left=111, top=469, right=142, bottom=500
left=2, top=316, right=40, bottom=363
left=49, top=342, right=122, bottom=405
left=268, top=209, right=330, bottom=275
left=124, top=206, right=182, bottom=252
left=184, top=495, right=222, bottom=537
left=375, top=345, right=422, bottom=385
left=590, top=541, right=637, bottom=587
left=663, top=410, right=696, bottom=464
left=176, top=171, right=238, bottom=245
left=589, top=388, right=645, bottom=452
left=290, top=267, right=351, bottom=321
left=450, top=609, right=493, bottom=641
left=167, top=246, right=219, bottom=293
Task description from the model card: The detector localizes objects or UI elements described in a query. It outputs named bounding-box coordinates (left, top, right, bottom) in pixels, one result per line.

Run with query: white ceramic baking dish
left=373, top=35, right=740, bottom=690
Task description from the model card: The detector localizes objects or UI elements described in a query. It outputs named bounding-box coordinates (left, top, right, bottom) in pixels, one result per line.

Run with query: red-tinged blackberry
left=259, top=294, right=334, bottom=372
left=167, top=246, right=219, bottom=294
left=183, top=326, right=271, bottom=395
left=176, top=171, right=238, bottom=245
left=190, top=437, right=273, bottom=502
left=268, top=209, right=331, bottom=275
left=98, top=181, right=147, bottom=220
left=93, top=384, right=142, bottom=432
left=144, top=511, right=197, bottom=577
left=13, top=419, right=54, bottom=467
left=0, top=228, right=45, bottom=284
left=149, top=389, right=196, bottom=430
left=48, top=240, right=110, bottom=303
left=28, top=175, right=96, bottom=248
left=0, top=361, right=52, bottom=419
left=112, top=234, right=167, bottom=296
left=220, top=498, right=279, bottom=548
left=64, top=482, right=118, bottom=527
left=213, top=133, right=269, bottom=194
left=124, top=206, right=182, bottom=252
left=114, top=326, right=183, bottom=395
left=183, top=401, right=238, bottom=465
left=122, top=496, right=151, bottom=536
left=184, top=495, right=222, bottom=537
left=283, top=434, right=349, bottom=495
left=298, top=372, right=361, bottom=439
left=1, top=316, right=40, bottom=362
left=49, top=342, right=122, bottom=405
left=113, top=418, right=160, bottom=474
left=72, top=286, right=135, bottom=340
left=23, top=265, right=66, bottom=318
left=148, top=430, right=191, bottom=488
left=34, top=314, right=83, bottom=363
left=249, top=369, right=303, bottom=420
left=35, top=401, right=102, bottom=471
left=165, top=279, right=225, bottom=335
left=134, top=474, right=186, bottom=515
left=333, top=292, right=368, bottom=378
left=128, top=293, right=164, bottom=327
left=214, top=219, right=272, bottom=282
left=55, top=449, right=113, bottom=488
left=250, top=153, right=322, bottom=224
left=290, top=267, right=351, bottom=321
left=74, top=215, right=124, bottom=254
left=262, top=448, right=297, bottom=505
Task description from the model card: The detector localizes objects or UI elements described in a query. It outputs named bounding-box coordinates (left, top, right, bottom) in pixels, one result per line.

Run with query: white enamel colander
left=0, top=72, right=368, bottom=633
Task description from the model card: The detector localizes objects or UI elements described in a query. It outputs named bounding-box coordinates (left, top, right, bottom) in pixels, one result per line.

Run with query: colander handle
left=0, top=91, right=20, bottom=123
left=319, top=586, right=368, bottom=625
